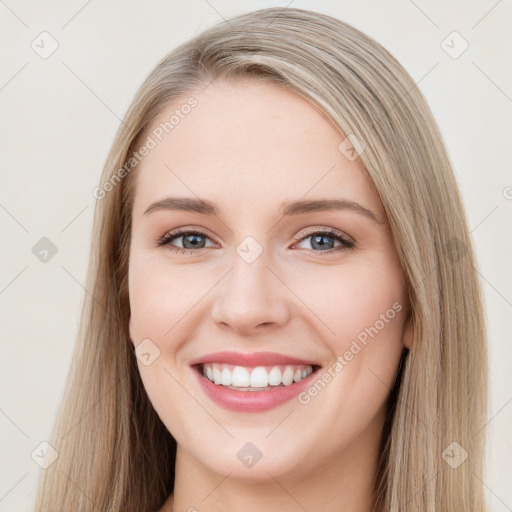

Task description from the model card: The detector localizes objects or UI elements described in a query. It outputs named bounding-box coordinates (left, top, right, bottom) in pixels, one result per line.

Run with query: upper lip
left=189, top=351, right=321, bottom=367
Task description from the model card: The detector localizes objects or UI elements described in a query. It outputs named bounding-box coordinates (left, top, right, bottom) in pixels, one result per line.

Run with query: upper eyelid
left=295, top=227, right=353, bottom=242
left=159, top=228, right=219, bottom=245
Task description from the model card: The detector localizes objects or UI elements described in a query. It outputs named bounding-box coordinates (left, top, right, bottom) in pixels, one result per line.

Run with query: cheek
left=128, top=258, right=200, bottom=437
left=128, top=257, right=204, bottom=344
left=291, top=257, right=407, bottom=347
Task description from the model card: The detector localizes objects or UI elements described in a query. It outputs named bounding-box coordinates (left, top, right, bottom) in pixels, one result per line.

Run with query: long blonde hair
left=35, top=7, right=488, bottom=511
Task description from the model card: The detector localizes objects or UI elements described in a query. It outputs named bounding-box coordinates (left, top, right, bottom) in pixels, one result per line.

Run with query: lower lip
left=193, top=366, right=318, bottom=412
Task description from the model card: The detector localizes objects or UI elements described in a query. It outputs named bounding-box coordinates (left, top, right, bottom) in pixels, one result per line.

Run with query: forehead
left=131, top=78, right=382, bottom=219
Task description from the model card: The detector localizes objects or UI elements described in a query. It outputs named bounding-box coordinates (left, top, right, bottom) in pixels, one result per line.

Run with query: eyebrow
left=143, top=196, right=383, bottom=223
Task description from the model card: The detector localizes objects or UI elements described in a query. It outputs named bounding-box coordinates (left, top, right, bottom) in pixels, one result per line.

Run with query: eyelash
left=157, top=227, right=355, bottom=256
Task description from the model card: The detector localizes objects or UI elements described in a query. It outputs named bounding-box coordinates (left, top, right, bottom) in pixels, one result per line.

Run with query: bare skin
left=127, top=78, right=413, bottom=512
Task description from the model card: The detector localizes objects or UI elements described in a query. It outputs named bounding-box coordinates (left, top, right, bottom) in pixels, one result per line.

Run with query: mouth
left=194, top=363, right=320, bottom=391
left=189, top=351, right=322, bottom=412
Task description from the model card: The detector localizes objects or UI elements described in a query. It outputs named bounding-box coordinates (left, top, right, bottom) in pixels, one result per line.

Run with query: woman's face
left=128, top=78, right=412, bottom=482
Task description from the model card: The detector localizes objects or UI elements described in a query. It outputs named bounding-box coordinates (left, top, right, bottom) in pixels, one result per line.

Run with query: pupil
left=311, top=235, right=334, bottom=250
left=183, top=234, right=204, bottom=249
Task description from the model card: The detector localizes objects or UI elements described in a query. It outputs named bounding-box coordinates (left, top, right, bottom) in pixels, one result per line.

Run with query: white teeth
left=221, top=367, right=232, bottom=386
left=249, top=367, right=269, bottom=388
left=201, top=363, right=314, bottom=389
left=231, top=366, right=250, bottom=387
left=268, top=366, right=282, bottom=386
left=282, top=366, right=294, bottom=386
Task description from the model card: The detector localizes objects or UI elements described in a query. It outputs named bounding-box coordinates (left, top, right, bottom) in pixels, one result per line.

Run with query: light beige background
left=0, top=0, right=511, bottom=510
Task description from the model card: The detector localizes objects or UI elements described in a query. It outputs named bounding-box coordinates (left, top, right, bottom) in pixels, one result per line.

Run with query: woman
left=34, top=7, right=488, bottom=511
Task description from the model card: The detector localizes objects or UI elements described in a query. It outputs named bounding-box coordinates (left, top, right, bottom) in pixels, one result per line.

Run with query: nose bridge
left=210, top=236, right=290, bottom=332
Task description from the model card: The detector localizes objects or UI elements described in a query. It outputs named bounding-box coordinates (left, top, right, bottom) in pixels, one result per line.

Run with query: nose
left=210, top=248, right=291, bottom=336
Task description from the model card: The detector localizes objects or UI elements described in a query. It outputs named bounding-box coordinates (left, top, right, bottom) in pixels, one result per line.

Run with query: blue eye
left=293, top=228, right=355, bottom=253
left=157, top=229, right=216, bottom=255
left=158, top=227, right=354, bottom=255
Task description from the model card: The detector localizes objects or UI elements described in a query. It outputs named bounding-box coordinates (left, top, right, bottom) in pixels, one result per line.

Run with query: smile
left=189, top=351, right=322, bottom=412
left=200, top=363, right=314, bottom=390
